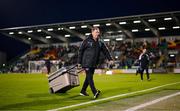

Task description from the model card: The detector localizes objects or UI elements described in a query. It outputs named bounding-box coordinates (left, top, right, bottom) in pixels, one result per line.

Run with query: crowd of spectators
left=1, top=38, right=180, bottom=73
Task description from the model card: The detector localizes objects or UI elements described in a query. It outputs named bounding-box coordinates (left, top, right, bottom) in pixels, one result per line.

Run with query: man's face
left=143, top=49, right=146, bottom=54
left=92, top=28, right=100, bottom=39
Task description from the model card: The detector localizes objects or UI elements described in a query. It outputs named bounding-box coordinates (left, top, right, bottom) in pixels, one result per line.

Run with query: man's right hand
left=77, top=64, right=82, bottom=69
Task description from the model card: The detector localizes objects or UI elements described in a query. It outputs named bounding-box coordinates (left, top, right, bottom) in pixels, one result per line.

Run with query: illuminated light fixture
left=119, top=22, right=127, bottom=24
left=18, top=31, right=23, bottom=34
left=69, top=26, right=76, bottom=29
left=46, top=36, right=51, bottom=39
left=28, top=38, right=31, bottom=40
left=106, top=23, right=111, bottom=26
left=47, top=28, right=53, bottom=31
left=132, top=29, right=139, bottom=32
left=148, top=19, right=156, bottom=22
left=133, top=20, right=141, bottom=23
left=9, top=32, right=14, bottom=35
left=85, top=33, right=91, bottom=36
left=37, top=29, right=42, bottom=32
left=58, top=28, right=64, bottom=30
left=118, top=30, right=122, bottom=33
left=173, top=26, right=180, bottom=29
left=27, top=30, right=33, bottom=33
left=164, top=17, right=172, bottom=21
left=93, top=24, right=100, bottom=27
left=81, top=25, right=87, bottom=28
left=170, top=54, right=175, bottom=57
left=65, top=34, right=70, bottom=37
left=116, top=38, right=123, bottom=41
left=103, top=39, right=110, bottom=42
left=107, top=31, right=113, bottom=34
left=145, top=28, right=150, bottom=31
left=158, top=27, right=166, bottom=30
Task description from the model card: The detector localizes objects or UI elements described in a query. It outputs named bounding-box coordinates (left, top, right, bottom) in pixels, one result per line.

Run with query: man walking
left=78, top=27, right=113, bottom=99
left=139, top=48, right=150, bottom=81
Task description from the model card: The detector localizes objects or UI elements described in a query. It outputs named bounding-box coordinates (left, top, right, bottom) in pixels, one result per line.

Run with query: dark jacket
left=45, top=59, right=51, bottom=68
left=140, top=53, right=149, bottom=68
left=78, top=35, right=112, bottom=68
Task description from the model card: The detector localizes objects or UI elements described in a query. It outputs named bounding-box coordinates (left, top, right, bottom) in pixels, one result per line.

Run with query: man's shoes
left=80, top=92, right=89, bottom=96
left=94, top=90, right=101, bottom=99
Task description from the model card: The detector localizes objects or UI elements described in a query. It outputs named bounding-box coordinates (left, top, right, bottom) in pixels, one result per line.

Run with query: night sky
left=0, top=0, right=180, bottom=61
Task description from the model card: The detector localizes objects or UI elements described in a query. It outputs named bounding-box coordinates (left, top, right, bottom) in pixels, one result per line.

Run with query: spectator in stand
left=151, top=40, right=157, bottom=49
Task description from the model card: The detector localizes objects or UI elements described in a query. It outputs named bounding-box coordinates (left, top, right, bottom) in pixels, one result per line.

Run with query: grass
left=0, top=73, right=180, bottom=110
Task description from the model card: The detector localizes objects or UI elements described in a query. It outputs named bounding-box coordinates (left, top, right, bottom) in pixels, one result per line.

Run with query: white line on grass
left=47, top=82, right=180, bottom=111
left=124, top=91, right=180, bottom=111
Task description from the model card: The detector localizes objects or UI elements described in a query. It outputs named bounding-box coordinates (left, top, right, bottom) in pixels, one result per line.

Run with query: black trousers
left=140, top=67, right=150, bottom=80
left=46, top=66, right=51, bottom=74
left=81, top=68, right=97, bottom=95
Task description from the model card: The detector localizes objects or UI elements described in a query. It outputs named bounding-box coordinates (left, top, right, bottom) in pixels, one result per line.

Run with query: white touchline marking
left=47, top=82, right=180, bottom=111
left=124, top=91, right=180, bottom=111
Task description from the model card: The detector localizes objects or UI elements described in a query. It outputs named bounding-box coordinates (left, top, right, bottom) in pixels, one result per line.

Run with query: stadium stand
left=0, top=11, right=180, bottom=73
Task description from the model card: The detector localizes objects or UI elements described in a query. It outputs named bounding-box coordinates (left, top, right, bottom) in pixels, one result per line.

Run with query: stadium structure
left=0, top=11, right=180, bottom=111
left=0, top=11, right=180, bottom=73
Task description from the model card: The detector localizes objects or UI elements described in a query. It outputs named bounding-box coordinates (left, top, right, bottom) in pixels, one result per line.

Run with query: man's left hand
left=109, top=60, right=114, bottom=65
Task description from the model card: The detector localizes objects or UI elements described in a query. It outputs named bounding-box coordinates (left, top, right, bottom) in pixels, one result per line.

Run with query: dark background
left=0, top=0, right=180, bottom=61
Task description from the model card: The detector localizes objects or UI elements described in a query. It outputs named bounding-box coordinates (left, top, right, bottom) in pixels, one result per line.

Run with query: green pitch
left=0, top=73, right=180, bottom=110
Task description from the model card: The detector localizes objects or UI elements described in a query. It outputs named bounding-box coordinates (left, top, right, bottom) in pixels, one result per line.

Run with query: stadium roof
left=0, top=11, right=180, bottom=45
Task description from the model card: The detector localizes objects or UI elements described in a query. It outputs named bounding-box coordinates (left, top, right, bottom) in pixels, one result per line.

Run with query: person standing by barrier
left=78, top=27, right=113, bottom=99
left=45, top=58, right=51, bottom=75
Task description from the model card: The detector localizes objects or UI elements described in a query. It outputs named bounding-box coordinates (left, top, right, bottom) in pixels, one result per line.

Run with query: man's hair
left=91, top=27, right=99, bottom=32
